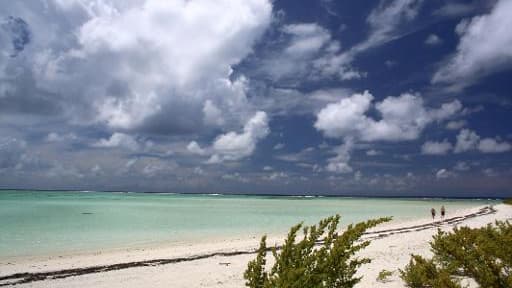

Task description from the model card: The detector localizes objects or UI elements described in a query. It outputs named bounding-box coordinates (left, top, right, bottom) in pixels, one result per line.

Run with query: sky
left=0, top=0, right=511, bottom=197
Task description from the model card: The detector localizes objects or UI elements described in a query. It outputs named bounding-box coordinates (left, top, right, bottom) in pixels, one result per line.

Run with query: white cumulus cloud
left=454, top=129, right=511, bottom=154
left=421, top=140, right=452, bottom=155
left=436, top=168, right=454, bottom=179
left=315, top=91, right=461, bottom=142
left=454, top=129, right=480, bottom=153
left=445, top=120, right=466, bottom=130
left=326, top=139, right=354, bottom=174
left=432, top=0, right=512, bottom=89
left=478, top=138, right=511, bottom=153
left=315, top=90, right=461, bottom=173
left=282, top=24, right=332, bottom=58
left=93, top=132, right=140, bottom=151
left=208, top=111, right=269, bottom=163
left=424, top=34, right=442, bottom=46
left=187, top=141, right=206, bottom=156
left=30, top=0, right=272, bottom=133
left=45, top=132, right=77, bottom=142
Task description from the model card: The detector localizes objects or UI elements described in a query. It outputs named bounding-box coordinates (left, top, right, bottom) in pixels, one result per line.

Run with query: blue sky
left=0, top=0, right=511, bottom=197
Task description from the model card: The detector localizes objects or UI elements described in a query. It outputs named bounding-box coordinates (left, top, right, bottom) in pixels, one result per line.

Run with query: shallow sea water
left=0, top=190, right=497, bottom=258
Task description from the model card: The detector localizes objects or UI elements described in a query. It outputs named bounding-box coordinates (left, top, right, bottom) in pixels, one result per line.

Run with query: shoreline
left=1, top=204, right=506, bottom=287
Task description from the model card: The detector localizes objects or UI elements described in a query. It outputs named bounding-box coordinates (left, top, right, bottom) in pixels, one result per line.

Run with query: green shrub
left=504, top=198, right=512, bottom=205
left=400, top=221, right=512, bottom=287
left=399, top=255, right=461, bottom=288
left=244, top=214, right=391, bottom=288
left=376, top=269, right=393, bottom=283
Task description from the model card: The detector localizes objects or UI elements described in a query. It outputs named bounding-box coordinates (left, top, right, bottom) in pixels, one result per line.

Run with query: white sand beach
left=1, top=204, right=510, bottom=288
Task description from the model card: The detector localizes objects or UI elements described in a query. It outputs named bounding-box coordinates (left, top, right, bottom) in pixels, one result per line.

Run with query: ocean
left=0, top=190, right=497, bottom=258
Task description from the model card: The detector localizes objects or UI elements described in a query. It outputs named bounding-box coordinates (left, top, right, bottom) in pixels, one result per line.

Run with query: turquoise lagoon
left=0, top=190, right=497, bottom=258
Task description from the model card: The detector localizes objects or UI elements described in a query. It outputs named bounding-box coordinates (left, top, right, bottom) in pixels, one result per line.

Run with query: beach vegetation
left=376, top=269, right=393, bottom=283
left=504, top=198, right=512, bottom=205
left=400, top=220, right=512, bottom=288
left=244, top=214, right=391, bottom=288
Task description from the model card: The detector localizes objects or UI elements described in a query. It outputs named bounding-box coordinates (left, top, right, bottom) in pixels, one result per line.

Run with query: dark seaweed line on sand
left=0, top=206, right=496, bottom=286
left=362, top=206, right=495, bottom=240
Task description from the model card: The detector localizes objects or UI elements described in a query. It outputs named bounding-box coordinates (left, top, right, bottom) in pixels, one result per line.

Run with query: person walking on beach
left=441, top=205, right=445, bottom=219
left=431, top=208, right=436, bottom=221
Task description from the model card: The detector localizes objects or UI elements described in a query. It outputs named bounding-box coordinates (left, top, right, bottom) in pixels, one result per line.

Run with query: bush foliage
left=244, top=214, right=391, bottom=288
left=376, top=269, right=394, bottom=283
left=400, top=221, right=512, bottom=287
left=504, top=198, right=512, bottom=205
